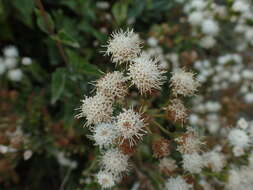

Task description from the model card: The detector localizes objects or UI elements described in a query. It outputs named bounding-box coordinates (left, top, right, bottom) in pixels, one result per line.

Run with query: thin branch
left=35, top=0, right=69, bottom=65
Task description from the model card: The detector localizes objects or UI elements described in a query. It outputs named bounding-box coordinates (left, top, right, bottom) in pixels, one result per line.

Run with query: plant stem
left=35, top=0, right=69, bottom=66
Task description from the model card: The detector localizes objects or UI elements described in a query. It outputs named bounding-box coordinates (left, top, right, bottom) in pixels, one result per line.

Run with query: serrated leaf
left=51, top=68, right=66, bottom=104
left=51, top=29, right=80, bottom=48
left=35, top=8, right=55, bottom=34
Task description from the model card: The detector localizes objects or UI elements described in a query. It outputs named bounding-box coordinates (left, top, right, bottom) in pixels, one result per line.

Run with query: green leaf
left=11, top=0, right=35, bottom=27
left=51, top=68, right=66, bottom=104
left=35, top=8, right=55, bottom=34
left=66, top=49, right=101, bottom=76
left=51, top=29, right=80, bottom=48
left=112, top=1, right=128, bottom=25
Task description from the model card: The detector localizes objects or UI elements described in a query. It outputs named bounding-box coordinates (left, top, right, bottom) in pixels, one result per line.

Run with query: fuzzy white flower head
left=188, top=11, right=204, bottom=26
left=57, top=152, right=77, bottom=169
left=23, top=150, right=33, bottom=161
left=7, top=69, right=23, bottom=81
left=21, top=57, right=32, bottom=65
left=147, top=37, right=158, bottom=47
left=105, top=29, right=142, bottom=64
left=3, top=45, right=19, bottom=58
left=115, top=108, right=146, bottom=146
left=95, top=71, right=128, bottom=99
left=165, top=176, right=192, bottom=190
left=201, top=19, right=219, bottom=36
left=101, top=148, right=129, bottom=175
left=203, top=151, right=226, bottom=172
left=4, top=57, right=18, bottom=69
left=176, top=128, right=204, bottom=154
left=232, top=0, right=250, bottom=13
left=232, top=146, right=245, bottom=157
left=228, top=128, right=250, bottom=148
left=167, top=99, right=188, bottom=124
left=76, top=93, right=113, bottom=126
left=237, top=118, right=248, bottom=129
left=159, top=158, right=177, bottom=174
left=128, top=54, right=166, bottom=94
left=226, top=169, right=241, bottom=190
left=200, top=36, right=216, bottom=49
left=182, top=153, right=203, bottom=173
left=92, top=123, right=118, bottom=148
left=170, top=69, right=200, bottom=97
left=96, top=170, right=115, bottom=189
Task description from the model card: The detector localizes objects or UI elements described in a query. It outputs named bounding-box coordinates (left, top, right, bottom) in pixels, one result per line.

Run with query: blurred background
left=1, top=0, right=253, bottom=189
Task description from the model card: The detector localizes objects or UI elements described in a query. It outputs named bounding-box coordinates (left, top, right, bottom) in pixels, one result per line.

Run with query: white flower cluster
left=78, top=29, right=182, bottom=189
left=184, top=0, right=222, bottom=49
left=0, top=45, right=32, bottom=81
left=228, top=118, right=252, bottom=157
left=165, top=176, right=192, bottom=190
left=78, top=29, right=202, bottom=189
left=232, top=0, right=253, bottom=50
left=194, top=54, right=253, bottom=103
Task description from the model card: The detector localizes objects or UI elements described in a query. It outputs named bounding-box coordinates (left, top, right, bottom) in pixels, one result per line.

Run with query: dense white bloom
left=147, top=37, right=158, bottom=47
left=101, top=148, right=129, bottom=175
left=0, top=145, right=17, bottom=153
left=228, top=128, right=250, bottom=148
left=92, top=123, right=118, bottom=148
left=203, top=151, right=226, bottom=172
left=237, top=118, right=248, bottom=129
left=3, top=45, right=19, bottom=57
left=176, top=128, right=204, bottom=154
left=7, top=69, right=23, bottom=81
left=167, top=99, right=188, bottom=123
left=233, top=146, right=245, bottom=157
left=165, top=176, right=191, bottom=190
left=232, top=0, right=250, bottom=13
left=4, top=57, right=18, bottom=69
left=201, top=19, right=219, bottom=36
left=105, top=29, right=142, bottom=64
left=159, top=158, right=177, bottom=173
left=23, top=150, right=33, bottom=160
left=96, top=1, right=110, bottom=10
left=170, top=69, right=200, bottom=97
left=182, top=153, right=203, bottom=173
left=200, top=36, right=216, bottom=49
left=21, top=57, right=32, bottom=65
left=57, top=152, right=77, bottom=169
left=76, top=93, right=113, bottom=126
left=244, top=93, right=253, bottom=103
left=95, top=71, right=128, bottom=99
left=128, top=54, right=166, bottom=94
left=96, top=170, right=115, bottom=189
left=226, top=169, right=241, bottom=190
left=115, top=108, right=146, bottom=146
left=188, top=11, right=204, bottom=26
